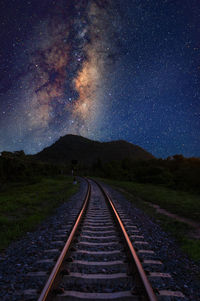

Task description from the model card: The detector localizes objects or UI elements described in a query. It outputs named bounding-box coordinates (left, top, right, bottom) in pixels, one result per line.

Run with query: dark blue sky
left=0, top=0, right=199, bottom=157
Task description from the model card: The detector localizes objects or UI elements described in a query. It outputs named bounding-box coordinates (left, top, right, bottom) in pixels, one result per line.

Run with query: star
left=0, top=0, right=199, bottom=158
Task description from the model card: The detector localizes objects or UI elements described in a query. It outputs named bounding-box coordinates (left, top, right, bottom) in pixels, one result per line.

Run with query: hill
left=34, top=134, right=154, bottom=165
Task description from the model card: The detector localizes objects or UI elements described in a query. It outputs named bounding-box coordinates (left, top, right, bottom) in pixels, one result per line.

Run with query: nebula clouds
left=10, top=0, right=120, bottom=151
left=1, top=0, right=199, bottom=157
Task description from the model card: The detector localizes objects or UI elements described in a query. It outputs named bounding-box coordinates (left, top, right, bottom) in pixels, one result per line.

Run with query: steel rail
left=38, top=178, right=91, bottom=301
left=94, top=179, right=157, bottom=301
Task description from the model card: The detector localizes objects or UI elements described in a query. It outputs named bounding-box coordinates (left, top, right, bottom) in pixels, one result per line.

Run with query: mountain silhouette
left=35, top=134, right=154, bottom=164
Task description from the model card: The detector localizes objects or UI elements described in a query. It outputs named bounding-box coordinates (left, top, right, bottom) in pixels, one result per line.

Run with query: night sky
left=0, top=0, right=199, bottom=158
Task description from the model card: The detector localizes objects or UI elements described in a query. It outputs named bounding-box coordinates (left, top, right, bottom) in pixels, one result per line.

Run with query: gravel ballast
left=0, top=179, right=87, bottom=301
left=0, top=179, right=199, bottom=301
left=100, top=181, right=200, bottom=301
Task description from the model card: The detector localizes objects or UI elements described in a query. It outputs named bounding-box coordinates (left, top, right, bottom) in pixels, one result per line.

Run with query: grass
left=97, top=178, right=200, bottom=262
left=97, top=179, right=200, bottom=222
left=0, top=175, right=79, bottom=251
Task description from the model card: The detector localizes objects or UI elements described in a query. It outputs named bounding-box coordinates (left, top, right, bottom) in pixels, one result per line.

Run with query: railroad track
left=36, top=178, right=185, bottom=301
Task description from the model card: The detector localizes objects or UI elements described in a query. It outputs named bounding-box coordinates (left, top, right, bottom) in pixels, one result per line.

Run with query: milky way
left=0, top=0, right=122, bottom=152
left=0, top=0, right=200, bottom=157
left=26, top=0, right=115, bottom=133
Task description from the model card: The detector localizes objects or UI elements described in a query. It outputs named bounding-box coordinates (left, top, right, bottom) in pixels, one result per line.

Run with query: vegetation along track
left=37, top=178, right=185, bottom=301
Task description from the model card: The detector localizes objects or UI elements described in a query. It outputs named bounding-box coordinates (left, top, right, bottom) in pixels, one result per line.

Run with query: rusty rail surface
left=94, top=179, right=157, bottom=301
left=38, top=177, right=157, bottom=301
left=38, top=178, right=91, bottom=301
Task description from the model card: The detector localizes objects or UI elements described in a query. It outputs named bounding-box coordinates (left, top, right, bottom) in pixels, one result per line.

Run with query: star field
left=0, top=0, right=199, bottom=157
